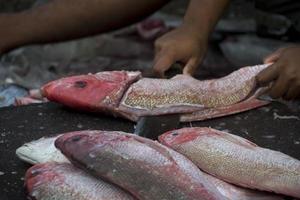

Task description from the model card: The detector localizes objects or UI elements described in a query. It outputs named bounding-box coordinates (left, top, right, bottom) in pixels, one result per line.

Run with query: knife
left=134, top=64, right=182, bottom=139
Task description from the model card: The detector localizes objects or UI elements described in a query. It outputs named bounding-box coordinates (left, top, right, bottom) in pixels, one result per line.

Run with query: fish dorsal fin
left=211, top=128, right=258, bottom=149
left=131, top=134, right=178, bottom=165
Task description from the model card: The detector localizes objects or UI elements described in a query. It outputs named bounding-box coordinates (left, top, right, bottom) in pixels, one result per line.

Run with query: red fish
left=159, top=127, right=300, bottom=198
left=25, top=162, right=135, bottom=200
left=42, top=65, right=269, bottom=122
left=55, top=130, right=226, bottom=200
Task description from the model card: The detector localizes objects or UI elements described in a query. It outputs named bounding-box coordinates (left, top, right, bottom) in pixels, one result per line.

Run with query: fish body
left=25, top=162, right=135, bottom=200
left=159, top=127, right=300, bottom=198
left=55, top=130, right=226, bottom=200
left=16, top=135, right=68, bottom=164
left=42, top=65, right=269, bottom=122
left=203, top=172, right=284, bottom=200
left=119, top=64, right=267, bottom=118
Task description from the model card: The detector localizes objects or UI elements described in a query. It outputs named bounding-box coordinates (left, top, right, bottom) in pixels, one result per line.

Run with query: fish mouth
left=16, top=146, right=39, bottom=165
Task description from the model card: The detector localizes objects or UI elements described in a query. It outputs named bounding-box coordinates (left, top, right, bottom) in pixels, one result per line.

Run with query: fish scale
left=118, top=64, right=269, bottom=120
left=121, top=64, right=265, bottom=110
left=202, top=171, right=284, bottom=200
left=159, top=127, right=300, bottom=198
left=55, top=130, right=227, bottom=200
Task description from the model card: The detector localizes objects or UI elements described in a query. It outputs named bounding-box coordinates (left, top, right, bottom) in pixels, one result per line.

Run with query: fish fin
left=130, top=134, right=179, bottom=165
left=212, top=128, right=258, bottom=149
left=180, top=98, right=269, bottom=122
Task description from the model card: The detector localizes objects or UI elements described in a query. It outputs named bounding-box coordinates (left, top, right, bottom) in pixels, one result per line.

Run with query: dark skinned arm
left=256, top=46, right=300, bottom=100
left=0, top=0, right=169, bottom=54
left=153, top=0, right=230, bottom=77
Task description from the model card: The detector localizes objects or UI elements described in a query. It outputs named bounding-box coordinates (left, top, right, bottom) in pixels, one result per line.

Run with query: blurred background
left=0, top=0, right=299, bottom=106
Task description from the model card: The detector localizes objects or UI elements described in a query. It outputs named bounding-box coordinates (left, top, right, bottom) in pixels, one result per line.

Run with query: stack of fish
left=17, top=128, right=300, bottom=199
left=15, top=64, right=300, bottom=199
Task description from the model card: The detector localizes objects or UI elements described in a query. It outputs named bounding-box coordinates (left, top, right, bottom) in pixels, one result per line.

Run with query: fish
left=17, top=132, right=283, bottom=200
left=25, top=162, right=135, bottom=200
left=16, top=135, right=69, bottom=164
left=203, top=172, right=284, bottom=200
left=55, top=130, right=227, bottom=200
left=14, top=96, right=45, bottom=106
left=159, top=127, right=300, bottom=198
left=14, top=89, right=47, bottom=106
left=41, top=65, right=269, bottom=122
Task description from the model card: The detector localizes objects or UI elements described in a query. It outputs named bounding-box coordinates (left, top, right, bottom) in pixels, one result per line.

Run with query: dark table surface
left=0, top=102, right=300, bottom=200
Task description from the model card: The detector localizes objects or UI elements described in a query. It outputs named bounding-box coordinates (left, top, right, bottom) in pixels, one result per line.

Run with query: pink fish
left=25, top=162, right=135, bottom=200
left=55, top=130, right=226, bottom=200
left=159, top=127, right=300, bottom=198
left=42, top=65, right=269, bottom=122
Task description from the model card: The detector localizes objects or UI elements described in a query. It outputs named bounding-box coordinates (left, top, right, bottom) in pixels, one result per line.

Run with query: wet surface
left=0, top=101, right=300, bottom=200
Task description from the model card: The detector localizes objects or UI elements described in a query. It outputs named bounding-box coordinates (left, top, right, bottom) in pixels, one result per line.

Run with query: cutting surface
left=0, top=102, right=299, bottom=200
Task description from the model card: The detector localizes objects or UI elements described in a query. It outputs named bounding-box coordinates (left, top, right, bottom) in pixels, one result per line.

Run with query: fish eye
left=71, top=135, right=83, bottom=142
left=171, top=132, right=178, bottom=136
left=74, top=81, right=87, bottom=88
left=30, top=169, right=42, bottom=176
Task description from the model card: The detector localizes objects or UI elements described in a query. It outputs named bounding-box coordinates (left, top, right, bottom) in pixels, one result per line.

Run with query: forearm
left=183, top=0, right=230, bottom=40
left=0, top=0, right=169, bottom=52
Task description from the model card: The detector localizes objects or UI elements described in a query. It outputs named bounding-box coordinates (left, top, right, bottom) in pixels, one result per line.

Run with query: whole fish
left=16, top=135, right=68, bottom=164
left=25, top=162, right=135, bottom=200
left=42, top=65, right=269, bottom=122
left=159, top=127, right=300, bottom=198
left=55, top=130, right=226, bottom=200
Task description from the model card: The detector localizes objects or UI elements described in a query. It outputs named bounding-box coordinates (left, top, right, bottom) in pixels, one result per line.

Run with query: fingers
left=263, top=48, right=285, bottom=64
left=256, top=63, right=279, bottom=86
left=285, top=83, right=300, bottom=100
left=153, top=50, right=175, bottom=78
left=264, top=52, right=280, bottom=64
left=183, top=57, right=199, bottom=76
left=269, top=73, right=291, bottom=99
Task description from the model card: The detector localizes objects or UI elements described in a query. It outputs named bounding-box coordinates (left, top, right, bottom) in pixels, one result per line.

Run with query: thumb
left=183, top=57, right=199, bottom=76
left=153, top=50, right=175, bottom=78
left=264, top=48, right=284, bottom=64
left=256, top=63, right=279, bottom=86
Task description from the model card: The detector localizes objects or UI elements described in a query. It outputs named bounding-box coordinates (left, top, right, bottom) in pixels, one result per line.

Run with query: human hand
left=256, top=46, right=300, bottom=100
left=152, top=24, right=208, bottom=77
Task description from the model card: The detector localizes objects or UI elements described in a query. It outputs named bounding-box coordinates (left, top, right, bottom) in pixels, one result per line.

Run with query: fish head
left=158, top=127, right=215, bottom=146
left=55, top=131, right=129, bottom=166
left=25, top=163, right=60, bottom=196
left=16, top=135, right=69, bottom=164
left=42, top=71, right=141, bottom=112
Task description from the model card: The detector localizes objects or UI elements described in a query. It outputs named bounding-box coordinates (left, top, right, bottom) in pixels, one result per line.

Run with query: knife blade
left=134, top=64, right=182, bottom=139
left=134, top=114, right=181, bottom=139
